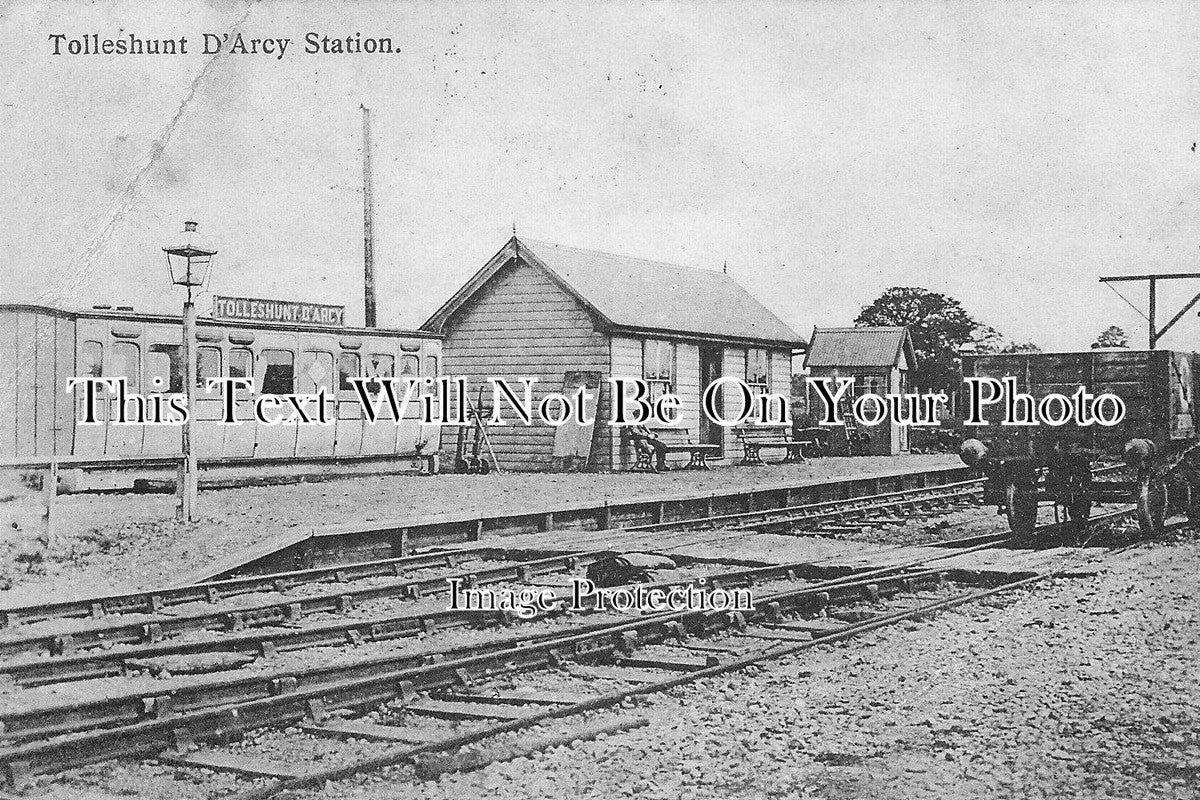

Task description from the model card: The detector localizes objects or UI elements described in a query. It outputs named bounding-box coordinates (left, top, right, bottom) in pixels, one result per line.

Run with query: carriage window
left=81, top=341, right=103, bottom=379
left=338, top=352, right=361, bottom=392
left=226, top=348, right=253, bottom=398
left=642, top=340, right=675, bottom=398
left=364, top=353, right=395, bottom=397
left=109, top=341, right=140, bottom=393
left=261, top=349, right=294, bottom=395
left=229, top=348, right=252, bottom=379
left=197, top=347, right=221, bottom=389
left=300, top=350, right=334, bottom=393
left=384, top=354, right=414, bottom=394
left=370, top=354, right=396, bottom=378
left=423, top=355, right=438, bottom=378
left=746, top=349, right=769, bottom=395
left=148, top=343, right=184, bottom=393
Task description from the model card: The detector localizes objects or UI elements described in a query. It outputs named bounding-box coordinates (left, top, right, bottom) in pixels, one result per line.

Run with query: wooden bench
left=793, top=427, right=832, bottom=457
left=734, top=426, right=808, bottom=465
left=624, top=427, right=721, bottom=472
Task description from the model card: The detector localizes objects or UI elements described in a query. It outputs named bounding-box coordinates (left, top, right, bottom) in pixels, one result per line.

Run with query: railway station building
left=421, top=236, right=805, bottom=472
left=803, top=326, right=916, bottom=456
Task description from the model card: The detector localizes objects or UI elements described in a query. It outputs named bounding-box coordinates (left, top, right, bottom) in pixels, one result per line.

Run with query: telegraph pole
left=1099, top=272, right=1200, bottom=349
left=361, top=104, right=377, bottom=328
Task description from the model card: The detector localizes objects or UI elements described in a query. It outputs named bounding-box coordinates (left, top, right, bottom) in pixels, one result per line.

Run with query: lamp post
left=164, top=221, right=216, bottom=522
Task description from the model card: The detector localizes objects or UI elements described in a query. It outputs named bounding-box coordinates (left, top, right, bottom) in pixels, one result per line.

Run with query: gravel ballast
left=297, top=538, right=1200, bottom=800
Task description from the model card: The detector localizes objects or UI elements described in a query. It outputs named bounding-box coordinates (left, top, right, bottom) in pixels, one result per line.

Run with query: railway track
left=0, top=516, right=1007, bottom=706
left=0, top=499, right=1135, bottom=791
left=0, top=477, right=984, bottom=637
left=230, top=509, right=1135, bottom=800
left=0, top=548, right=505, bottom=630
left=633, top=476, right=985, bottom=535
left=0, top=478, right=987, bottom=674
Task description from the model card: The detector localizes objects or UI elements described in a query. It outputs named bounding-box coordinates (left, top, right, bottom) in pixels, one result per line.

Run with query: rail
left=0, top=507, right=1135, bottom=786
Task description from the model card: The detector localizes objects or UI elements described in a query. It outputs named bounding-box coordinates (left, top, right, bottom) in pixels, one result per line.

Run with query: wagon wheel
left=1135, top=471, right=1167, bottom=537
left=1005, top=482, right=1038, bottom=536
left=1166, top=454, right=1200, bottom=524
left=1060, top=469, right=1092, bottom=525
left=1062, top=495, right=1091, bottom=524
left=1186, top=482, right=1200, bottom=524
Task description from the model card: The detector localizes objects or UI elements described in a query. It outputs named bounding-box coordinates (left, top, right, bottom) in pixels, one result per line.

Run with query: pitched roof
left=422, top=237, right=804, bottom=347
left=804, top=326, right=917, bottom=369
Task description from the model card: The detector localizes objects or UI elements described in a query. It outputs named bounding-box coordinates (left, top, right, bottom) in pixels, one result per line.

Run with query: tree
left=1092, top=325, right=1129, bottom=349
left=999, top=341, right=1042, bottom=354
left=855, top=287, right=1001, bottom=391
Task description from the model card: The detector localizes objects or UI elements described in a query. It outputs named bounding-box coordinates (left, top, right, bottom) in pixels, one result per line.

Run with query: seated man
left=630, top=424, right=670, bottom=472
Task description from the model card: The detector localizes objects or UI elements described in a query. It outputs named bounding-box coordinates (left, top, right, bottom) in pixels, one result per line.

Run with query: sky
left=2, top=0, right=1200, bottom=351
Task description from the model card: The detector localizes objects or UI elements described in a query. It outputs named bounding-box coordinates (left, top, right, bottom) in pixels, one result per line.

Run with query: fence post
left=43, top=460, right=58, bottom=549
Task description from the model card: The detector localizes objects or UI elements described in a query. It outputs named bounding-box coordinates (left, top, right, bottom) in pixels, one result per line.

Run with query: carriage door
left=143, top=342, right=184, bottom=456
left=192, top=342, right=225, bottom=459
left=334, top=347, right=364, bottom=457
left=392, top=351, right=423, bottom=456
left=254, top=343, right=298, bottom=459
left=104, top=337, right=145, bottom=456
left=699, top=346, right=723, bottom=453
left=73, top=338, right=107, bottom=457
left=221, top=345, right=257, bottom=458
left=360, top=351, right=398, bottom=455
left=296, top=346, right=336, bottom=457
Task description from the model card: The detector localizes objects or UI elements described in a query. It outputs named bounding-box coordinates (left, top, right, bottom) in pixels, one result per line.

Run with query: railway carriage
left=959, top=349, right=1200, bottom=536
left=0, top=303, right=442, bottom=489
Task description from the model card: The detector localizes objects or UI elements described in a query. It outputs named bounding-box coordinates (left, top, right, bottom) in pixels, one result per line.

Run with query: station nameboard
left=212, top=296, right=347, bottom=327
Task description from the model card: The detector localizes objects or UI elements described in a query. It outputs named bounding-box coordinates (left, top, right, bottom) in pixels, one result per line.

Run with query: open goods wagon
left=959, top=349, right=1200, bottom=536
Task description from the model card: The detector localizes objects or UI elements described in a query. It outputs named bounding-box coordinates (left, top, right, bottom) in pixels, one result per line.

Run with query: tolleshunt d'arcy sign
left=212, top=295, right=346, bottom=327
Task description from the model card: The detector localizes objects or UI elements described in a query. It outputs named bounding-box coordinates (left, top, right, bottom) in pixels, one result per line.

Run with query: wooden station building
left=421, top=237, right=804, bottom=471
left=803, top=326, right=916, bottom=456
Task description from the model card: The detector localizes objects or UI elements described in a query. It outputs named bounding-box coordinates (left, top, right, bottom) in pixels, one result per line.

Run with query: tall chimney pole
left=361, top=104, right=377, bottom=328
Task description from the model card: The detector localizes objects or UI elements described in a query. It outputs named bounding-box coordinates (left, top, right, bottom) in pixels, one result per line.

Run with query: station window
left=81, top=341, right=103, bottom=379
left=109, top=341, right=140, bottom=393
left=807, top=372, right=857, bottom=419
left=642, top=339, right=675, bottom=398
left=197, top=346, right=222, bottom=389
left=148, top=343, right=184, bottom=393
left=423, top=355, right=438, bottom=378
left=746, top=349, right=769, bottom=395
left=300, top=350, right=334, bottom=393
left=338, top=352, right=361, bottom=392
left=261, top=349, right=295, bottom=395
left=856, top=374, right=884, bottom=396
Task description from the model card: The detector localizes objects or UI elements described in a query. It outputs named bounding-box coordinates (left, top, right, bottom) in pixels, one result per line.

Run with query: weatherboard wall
left=437, top=257, right=612, bottom=472
left=609, top=336, right=794, bottom=469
